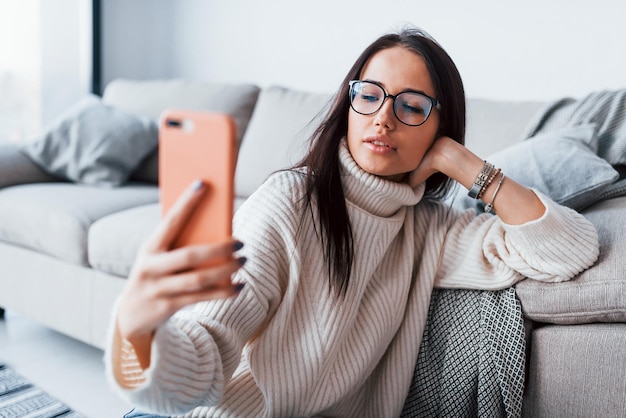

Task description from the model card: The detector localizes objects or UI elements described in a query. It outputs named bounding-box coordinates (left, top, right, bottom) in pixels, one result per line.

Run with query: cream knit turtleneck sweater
left=105, top=142, right=599, bottom=418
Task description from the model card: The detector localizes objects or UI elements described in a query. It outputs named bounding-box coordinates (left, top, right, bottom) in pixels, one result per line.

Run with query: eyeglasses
left=348, top=80, right=440, bottom=126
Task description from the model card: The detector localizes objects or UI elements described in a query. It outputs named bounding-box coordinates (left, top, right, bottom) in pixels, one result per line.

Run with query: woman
left=107, top=27, right=599, bottom=417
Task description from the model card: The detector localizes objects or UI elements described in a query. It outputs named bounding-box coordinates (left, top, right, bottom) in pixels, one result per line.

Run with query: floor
left=0, top=309, right=134, bottom=418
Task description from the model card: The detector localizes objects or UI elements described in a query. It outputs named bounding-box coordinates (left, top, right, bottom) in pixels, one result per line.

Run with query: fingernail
left=191, top=179, right=204, bottom=191
left=234, top=283, right=245, bottom=292
left=232, top=241, right=244, bottom=251
left=237, top=256, right=247, bottom=266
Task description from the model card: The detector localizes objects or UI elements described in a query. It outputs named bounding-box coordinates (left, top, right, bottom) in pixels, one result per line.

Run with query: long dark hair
left=296, top=27, right=466, bottom=296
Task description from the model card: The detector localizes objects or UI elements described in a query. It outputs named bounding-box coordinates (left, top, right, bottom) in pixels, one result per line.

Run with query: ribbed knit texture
left=105, top=141, right=599, bottom=417
left=523, top=88, right=626, bottom=166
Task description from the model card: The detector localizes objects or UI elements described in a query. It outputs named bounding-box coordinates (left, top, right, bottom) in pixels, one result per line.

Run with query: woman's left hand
left=406, top=135, right=546, bottom=224
left=406, top=135, right=451, bottom=187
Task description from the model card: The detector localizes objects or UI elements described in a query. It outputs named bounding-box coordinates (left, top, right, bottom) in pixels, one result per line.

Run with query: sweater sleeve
left=104, top=173, right=297, bottom=415
left=433, top=190, right=600, bottom=290
left=105, top=272, right=273, bottom=415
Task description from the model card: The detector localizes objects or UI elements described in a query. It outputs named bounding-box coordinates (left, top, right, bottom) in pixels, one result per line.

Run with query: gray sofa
left=0, top=79, right=624, bottom=417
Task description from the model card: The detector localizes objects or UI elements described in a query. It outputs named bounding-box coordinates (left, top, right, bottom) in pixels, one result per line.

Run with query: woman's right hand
left=115, top=180, right=245, bottom=368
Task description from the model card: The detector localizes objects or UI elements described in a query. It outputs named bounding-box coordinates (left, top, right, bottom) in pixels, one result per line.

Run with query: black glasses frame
left=348, top=80, right=441, bottom=126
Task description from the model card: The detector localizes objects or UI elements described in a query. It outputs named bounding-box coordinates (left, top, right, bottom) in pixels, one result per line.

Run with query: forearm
left=434, top=190, right=599, bottom=288
left=437, top=138, right=545, bottom=224
left=110, top=322, right=148, bottom=389
left=421, top=137, right=598, bottom=287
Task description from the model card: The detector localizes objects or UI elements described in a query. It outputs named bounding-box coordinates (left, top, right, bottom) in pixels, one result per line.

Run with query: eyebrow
left=362, top=78, right=430, bottom=96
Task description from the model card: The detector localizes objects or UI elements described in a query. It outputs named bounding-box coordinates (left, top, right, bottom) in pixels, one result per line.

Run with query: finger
left=140, top=240, right=243, bottom=278
left=145, top=180, right=207, bottom=253
left=155, top=256, right=245, bottom=296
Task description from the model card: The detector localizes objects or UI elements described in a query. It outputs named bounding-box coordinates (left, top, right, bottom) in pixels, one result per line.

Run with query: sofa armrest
left=0, top=142, right=60, bottom=188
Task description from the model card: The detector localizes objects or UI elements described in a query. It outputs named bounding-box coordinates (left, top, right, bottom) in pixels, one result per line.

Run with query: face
left=347, top=46, right=440, bottom=182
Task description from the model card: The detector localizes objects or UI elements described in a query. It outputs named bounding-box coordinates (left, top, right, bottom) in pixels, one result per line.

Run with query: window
left=0, top=0, right=95, bottom=143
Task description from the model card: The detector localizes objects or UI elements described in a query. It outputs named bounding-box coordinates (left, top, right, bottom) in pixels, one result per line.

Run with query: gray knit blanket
left=523, top=89, right=626, bottom=166
left=522, top=89, right=626, bottom=201
left=401, top=288, right=526, bottom=418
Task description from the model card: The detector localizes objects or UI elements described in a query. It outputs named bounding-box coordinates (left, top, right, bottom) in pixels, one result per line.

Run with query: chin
left=367, top=168, right=406, bottom=182
left=381, top=173, right=407, bottom=183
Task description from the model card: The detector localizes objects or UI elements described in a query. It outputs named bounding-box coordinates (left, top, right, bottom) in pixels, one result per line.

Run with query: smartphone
left=159, top=110, right=237, bottom=250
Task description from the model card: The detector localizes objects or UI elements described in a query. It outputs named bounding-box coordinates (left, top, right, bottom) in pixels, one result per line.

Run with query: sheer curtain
left=0, top=0, right=94, bottom=143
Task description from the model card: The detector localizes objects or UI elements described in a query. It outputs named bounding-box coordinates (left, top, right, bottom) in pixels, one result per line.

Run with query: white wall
left=103, top=0, right=626, bottom=101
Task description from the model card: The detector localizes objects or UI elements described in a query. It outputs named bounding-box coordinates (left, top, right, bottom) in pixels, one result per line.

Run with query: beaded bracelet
left=477, top=167, right=501, bottom=200
left=468, top=161, right=495, bottom=199
left=484, top=172, right=505, bottom=213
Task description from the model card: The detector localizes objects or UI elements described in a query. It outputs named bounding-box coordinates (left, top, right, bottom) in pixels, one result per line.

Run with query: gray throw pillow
left=22, top=95, right=158, bottom=187
left=449, top=124, right=619, bottom=212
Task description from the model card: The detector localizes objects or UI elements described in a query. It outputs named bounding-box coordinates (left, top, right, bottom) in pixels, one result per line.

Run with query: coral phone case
left=159, top=110, right=237, bottom=249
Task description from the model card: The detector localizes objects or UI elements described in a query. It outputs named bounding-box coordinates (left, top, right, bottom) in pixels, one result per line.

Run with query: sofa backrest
left=235, top=86, right=333, bottom=203
left=101, top=79, right=547, bottom=202
left=102, top=79, right=261, bottom=184
left=465, top=98, right=545, bottom=157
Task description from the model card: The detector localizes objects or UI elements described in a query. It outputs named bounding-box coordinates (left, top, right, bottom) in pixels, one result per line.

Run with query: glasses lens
left=394, top=92, right=432, bottom=126
left=350, top=81, right=384, bottom=115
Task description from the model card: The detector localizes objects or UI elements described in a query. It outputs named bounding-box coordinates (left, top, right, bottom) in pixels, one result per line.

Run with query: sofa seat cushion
left=89, top=197, right=248, bottom=278
left=516, top=196, right=626, bottom=324
left=88, top=203, right=160, bottom=277
left=0, top=183, right=158, bottom=266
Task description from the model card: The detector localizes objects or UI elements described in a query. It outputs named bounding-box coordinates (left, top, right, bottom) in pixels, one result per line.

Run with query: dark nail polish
left=233, top=241, right=244, bottom=251
left=191, top=179, right=204, bottom=191
left=237, top=256, right=247, bottom=266
left=234, top=283, right=245, bottom=292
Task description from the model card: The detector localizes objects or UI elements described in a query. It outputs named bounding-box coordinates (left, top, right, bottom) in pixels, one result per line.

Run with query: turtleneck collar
left=338, top=139, right=425, bottom=217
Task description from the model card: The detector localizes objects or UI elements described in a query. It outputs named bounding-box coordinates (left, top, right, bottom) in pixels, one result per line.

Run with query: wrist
left=432, top=138, right=483, bottom=189
left=112, top=323, right=149, bottom=387
left=116, top=314, right=155, bottom=370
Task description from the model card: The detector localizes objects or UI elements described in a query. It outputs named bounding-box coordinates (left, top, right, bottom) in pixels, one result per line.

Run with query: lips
left=371, top=140, right=390, bottom=147
left=364, top=135, right=396, bottom=150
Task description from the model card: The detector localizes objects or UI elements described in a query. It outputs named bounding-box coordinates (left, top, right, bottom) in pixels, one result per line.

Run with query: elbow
left=548, top=207, right=602, bottom=281
left=532, top=235, right=600, bottom=284
left=571, top=217, right=601, bottom=276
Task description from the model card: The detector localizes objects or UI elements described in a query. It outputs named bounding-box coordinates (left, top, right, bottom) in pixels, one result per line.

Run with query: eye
left=400, top=102, right=426, bottom=115
left=360, top=93, right=380, bottom=103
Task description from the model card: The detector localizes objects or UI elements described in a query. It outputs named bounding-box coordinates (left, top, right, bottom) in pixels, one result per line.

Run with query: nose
left=373, top=97, right=396, bottom=129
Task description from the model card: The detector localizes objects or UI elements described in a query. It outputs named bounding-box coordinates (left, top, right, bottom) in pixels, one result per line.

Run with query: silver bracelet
left=468, top=161, right=494, bottom=199
left=484, top=172, right=505, bottom=213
